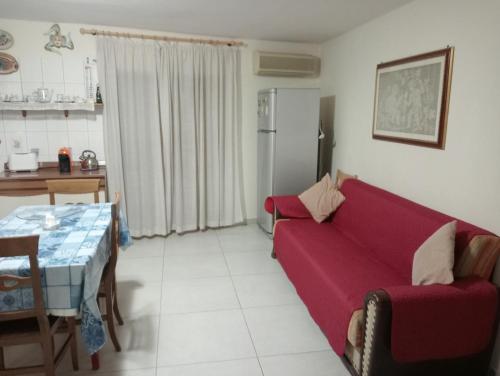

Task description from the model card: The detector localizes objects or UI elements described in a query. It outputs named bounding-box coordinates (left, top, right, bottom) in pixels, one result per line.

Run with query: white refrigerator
left=257, top=88, right=320, bottom=234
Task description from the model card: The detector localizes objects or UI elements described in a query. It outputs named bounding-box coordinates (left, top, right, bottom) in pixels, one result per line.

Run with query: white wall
left=0, top=18, right=104, bottom=164
left=320, top=0, right=500, bottom=235
left=320, top=0, right=500, bottom=372
left=0, top=18, right=320, bottom=219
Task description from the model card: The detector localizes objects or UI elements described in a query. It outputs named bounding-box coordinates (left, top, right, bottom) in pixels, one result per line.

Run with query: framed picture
left=0, top=52, right=19, bottom=75
left=372, top=47, right=454, bottom=149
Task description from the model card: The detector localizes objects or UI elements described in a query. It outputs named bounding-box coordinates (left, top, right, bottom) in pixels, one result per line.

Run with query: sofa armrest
left=264, top=195, right=311, bottom=219
left=360, top=279, right=498, bottom=376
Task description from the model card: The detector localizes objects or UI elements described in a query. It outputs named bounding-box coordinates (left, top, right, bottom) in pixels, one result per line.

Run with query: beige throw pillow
left=298, top=173, right=345, bottom=223
left=335, top=169, right=358, bottom=188
left=412, top=221, right=456, bottom=286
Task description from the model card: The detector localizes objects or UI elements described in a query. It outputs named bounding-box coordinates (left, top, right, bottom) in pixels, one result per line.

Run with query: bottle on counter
left=95, top=84, right=103, bottom=104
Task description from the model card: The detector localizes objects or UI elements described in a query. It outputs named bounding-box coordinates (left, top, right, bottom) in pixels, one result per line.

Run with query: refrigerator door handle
left=258, top=129, right=276, bottom=134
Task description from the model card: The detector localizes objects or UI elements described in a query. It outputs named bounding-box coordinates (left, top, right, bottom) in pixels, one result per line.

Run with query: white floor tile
left=216, top=224, right=263, bottom=236
left=244, top=305, right=330, bottom=356
left=116, top=281, right=162, bottom=319
left=4, top=227, right=351, bottom=376
left=225, top=251, right=283, bottom=275
left=217, top=231, right=273, bottom=253
left=92, top=315, right=160, bottom=372
left=157, top=358, right=262, bottom=376
left=122, top=237, right=165, bottom=258
left=163, top=252, right=229, bottom=280
left=116, top=258, right=164, bottom=284
left=259, top=351, right=348, bottom=376
left=165, top=231, right=221, bottom=255
left=4, top=336, right=77, bottom=375
left=232, top=274, right=301, bottom=308
left=157, top=310, right=256, bottom=366
left=161, top=277, right=239, bottom=314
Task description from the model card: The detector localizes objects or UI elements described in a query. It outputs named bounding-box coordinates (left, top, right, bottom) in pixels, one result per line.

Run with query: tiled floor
left=6, top=224, right=350, bottom=376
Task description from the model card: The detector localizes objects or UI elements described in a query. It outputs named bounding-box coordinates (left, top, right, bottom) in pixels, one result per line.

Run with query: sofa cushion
left=274, top=218, right=406, bottom=356
left=412, top=221, right=456, bottom=285
left=334, top=179, right=489, bottom=282
left=298, top=173, right=345, bottom=223
left=455, top=235, right=500, bottom=280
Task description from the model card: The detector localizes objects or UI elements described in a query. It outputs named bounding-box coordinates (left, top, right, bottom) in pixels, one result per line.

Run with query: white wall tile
left=26, top=131, right=49, bottom=156
left=68, top=131, right=89, bottom=159
left=4, top=131, right=28, bottom=154
left=18, top=55, right=43, bottom=83
left=3, top=112, right=26, bottom=132
left=46, top=112, right=67, bottom=132
left=25, top=111, right=47, bottom=132
left=66, top=111, right=88, bottom=130
left=41, top=53, right=64, bottom=83
left=64, top=83, right=85, bottom=99
left=21, top=82, right=44, bottom=100
left=88, top=131, right=105, bottom=160
left=0, top=82, right=23, bottom=99
left=47, top=131, right=69, bottom=157
left=87, top=113, right=103, bottom=133
left=0, top=69, right=21, bottom=83
left=62, top=55, right=85, bottom=83
left=43, top=83, right=65, bottom=100
left=0, top=129, right=8, bottom=158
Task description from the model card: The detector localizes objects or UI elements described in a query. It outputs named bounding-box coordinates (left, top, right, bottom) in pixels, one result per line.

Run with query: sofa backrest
left=334, top=179, right=490, bottom=281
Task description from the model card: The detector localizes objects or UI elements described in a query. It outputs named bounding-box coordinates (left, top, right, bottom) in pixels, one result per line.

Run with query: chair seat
left=0, top=316, right=60, bottom=343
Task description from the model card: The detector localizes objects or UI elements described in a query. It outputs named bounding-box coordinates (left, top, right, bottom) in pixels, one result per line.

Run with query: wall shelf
left=0, top=102, right=102, bottom=117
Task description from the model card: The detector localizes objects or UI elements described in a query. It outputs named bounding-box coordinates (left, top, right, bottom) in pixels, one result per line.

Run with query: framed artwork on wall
left=372, top=47, right=454, bottom=149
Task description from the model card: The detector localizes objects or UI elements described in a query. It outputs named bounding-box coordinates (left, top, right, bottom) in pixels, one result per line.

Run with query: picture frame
left=0, top=52, right=19, bottom=75
left=372, top=47, right=454, bottom=149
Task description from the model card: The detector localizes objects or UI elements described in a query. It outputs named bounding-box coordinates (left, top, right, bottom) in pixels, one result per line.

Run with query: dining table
left=0, top=203, right=132, bottom=369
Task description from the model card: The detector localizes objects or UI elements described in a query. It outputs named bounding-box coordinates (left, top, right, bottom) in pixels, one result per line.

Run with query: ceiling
left=0, top=0, right=414, bottom=43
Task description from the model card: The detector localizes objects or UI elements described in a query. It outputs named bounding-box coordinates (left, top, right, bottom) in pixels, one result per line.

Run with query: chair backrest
left=107, top=192, right=121, bottom=278
left=0, top=235, right=45, bottom=322
left=47, top=178, right=100, bottom=205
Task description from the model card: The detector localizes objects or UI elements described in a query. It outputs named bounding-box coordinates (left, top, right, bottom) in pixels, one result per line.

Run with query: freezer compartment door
left=258, top=90, right=277, bottom=132
left=257, top=131, right=275, bottom=233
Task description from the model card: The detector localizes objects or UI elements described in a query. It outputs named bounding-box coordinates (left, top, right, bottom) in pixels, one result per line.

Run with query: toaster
left=8, top=152, right=39, bottom=172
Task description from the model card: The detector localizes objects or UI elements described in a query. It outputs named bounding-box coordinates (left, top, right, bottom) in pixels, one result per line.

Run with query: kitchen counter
left=0, top=164, right=106, bottom=197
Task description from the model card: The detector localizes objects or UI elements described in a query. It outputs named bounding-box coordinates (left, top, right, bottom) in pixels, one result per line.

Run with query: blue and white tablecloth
left=0, top=204, right=132, bottom=354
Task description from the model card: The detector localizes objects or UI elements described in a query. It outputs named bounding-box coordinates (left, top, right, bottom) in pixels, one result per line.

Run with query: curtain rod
left=79, top=28, right=245, bottom=47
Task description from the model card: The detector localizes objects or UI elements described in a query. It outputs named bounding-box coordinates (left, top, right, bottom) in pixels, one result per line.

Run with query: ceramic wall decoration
left=0, top=30, right=14, bottom=50
left=0, top=52, right=19, bottom=74
left=44, top=24, right=74, bottom=54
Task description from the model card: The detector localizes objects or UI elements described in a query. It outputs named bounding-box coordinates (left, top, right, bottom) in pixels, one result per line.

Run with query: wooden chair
left=0, top=235, right=78, bottom=376
left=46, top=179, right=100, bottom=205
left=98, top=193, right=124, bottom=352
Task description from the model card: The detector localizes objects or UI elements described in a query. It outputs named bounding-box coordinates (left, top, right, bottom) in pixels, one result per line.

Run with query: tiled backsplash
left=0, top=110, right=104, bottom=163
left=0, top=20, right=104, bottom=165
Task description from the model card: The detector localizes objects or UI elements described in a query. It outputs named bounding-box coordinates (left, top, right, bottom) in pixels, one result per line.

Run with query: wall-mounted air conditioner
left=254, top=51, right=321, bottom=78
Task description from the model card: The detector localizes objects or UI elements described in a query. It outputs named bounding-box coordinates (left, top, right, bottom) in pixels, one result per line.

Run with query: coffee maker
left=58, top=147, right=72, bottom=173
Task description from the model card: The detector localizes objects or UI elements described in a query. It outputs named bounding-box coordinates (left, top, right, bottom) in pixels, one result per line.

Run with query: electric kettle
left=79, top=150, right=99, bottom=171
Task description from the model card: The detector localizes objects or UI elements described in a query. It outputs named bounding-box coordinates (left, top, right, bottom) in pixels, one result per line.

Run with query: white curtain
left=97, top=38, right=245, bottom=236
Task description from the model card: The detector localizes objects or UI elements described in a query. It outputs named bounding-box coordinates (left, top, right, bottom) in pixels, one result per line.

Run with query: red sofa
left=265, top=179, right=498, bottom=376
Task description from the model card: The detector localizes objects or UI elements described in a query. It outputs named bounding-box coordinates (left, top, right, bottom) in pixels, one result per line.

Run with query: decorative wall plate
left=0, top=53, right=19, bottom=74
left=0, top=30, right=14, bottom=50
